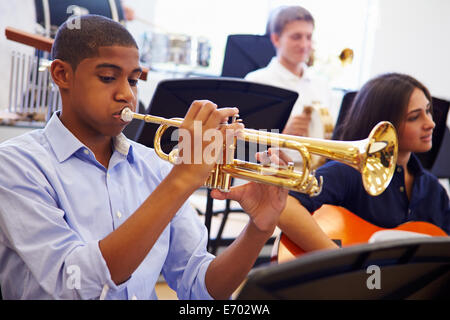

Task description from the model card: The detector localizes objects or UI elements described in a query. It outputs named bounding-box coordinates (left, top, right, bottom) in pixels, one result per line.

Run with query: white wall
left=0, top=1, right=36, bottom=110
left=361, top=0, right=450, bottom=100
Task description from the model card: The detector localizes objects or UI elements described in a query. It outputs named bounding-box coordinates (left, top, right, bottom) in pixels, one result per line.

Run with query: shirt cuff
left=65, top=240, right=131, bottom=299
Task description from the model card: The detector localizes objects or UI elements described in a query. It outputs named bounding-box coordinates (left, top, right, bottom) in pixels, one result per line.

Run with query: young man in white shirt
left=246, top=6, right=334, bottom=141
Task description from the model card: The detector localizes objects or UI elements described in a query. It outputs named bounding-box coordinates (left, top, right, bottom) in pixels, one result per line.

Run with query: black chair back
left=221, top=34, right=275, bottom=78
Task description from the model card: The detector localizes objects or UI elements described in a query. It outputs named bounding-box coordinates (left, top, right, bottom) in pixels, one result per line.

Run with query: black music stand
left=137, top=78, right=297, bottom=159
left=221, top=34, right=276, bottom=78
left=237, top=237, right=450, bottom=299
left=333, top=92, right=450, bottom=176
left=136, top=78, right=298, bottom=255
left=35, top=0, right=125, bottom=37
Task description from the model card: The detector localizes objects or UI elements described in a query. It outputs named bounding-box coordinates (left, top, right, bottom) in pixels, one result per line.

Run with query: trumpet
left=121, top=108, right=398, bottom=196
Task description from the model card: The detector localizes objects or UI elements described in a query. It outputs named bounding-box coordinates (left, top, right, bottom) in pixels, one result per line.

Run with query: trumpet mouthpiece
left=121, top=107, right=134, bottom=122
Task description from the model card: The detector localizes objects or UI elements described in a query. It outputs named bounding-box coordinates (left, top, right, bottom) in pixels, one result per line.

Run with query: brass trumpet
left=121, top=108, right=398, bottom=196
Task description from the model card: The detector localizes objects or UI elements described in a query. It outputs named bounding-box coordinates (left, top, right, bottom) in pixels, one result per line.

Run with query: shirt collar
left=114, top=132, right=135, bottom=163
left=268, top=57, right=312, bottom=82
left=44, top=111, right=134, bottom=163
left=407, top=153, right=425, bottom=177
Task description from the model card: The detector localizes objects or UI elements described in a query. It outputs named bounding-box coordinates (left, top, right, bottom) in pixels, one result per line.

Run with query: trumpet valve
left=231, top=114, right=241, bottom=123
left=287, top=162, right=295, bottom=171
left=307, top=175, right=323, bottom=196
left=204, top=165, right=232, bottom=193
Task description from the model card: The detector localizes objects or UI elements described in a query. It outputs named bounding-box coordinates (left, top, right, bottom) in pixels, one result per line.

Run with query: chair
left=135, top=78, right=298, bottom=258
left=419, top=97, right=450, bottom=178
left=430, top=126, right=450, bottom=179
left=221, top=34, right=275, bottom=78
left=333, top=91, right=450, bottom=175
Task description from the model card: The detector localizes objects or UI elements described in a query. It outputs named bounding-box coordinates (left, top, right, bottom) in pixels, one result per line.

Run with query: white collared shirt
left=245, top=57, right=335, bottom=139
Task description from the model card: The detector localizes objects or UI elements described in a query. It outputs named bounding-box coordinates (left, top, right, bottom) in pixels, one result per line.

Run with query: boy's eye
left=128, top=79, right=138, bottom=86
left=99, top=76, right=115, bottom=83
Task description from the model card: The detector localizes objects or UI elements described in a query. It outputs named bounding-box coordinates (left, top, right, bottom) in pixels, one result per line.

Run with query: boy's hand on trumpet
left=210, top=148, right=289, bottom=236
left=172, top=100, right=243, bottom=189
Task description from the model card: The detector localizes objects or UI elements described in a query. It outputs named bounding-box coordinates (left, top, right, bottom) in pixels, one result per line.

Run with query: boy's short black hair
left=51, top=14, right=138, bottom=71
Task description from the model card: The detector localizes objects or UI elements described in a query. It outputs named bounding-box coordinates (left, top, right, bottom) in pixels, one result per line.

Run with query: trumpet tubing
left=121, top=108, right=398, bottom=196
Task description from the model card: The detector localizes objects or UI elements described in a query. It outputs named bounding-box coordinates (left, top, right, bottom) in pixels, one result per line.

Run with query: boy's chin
left=103, top=127, right=125, bottom=138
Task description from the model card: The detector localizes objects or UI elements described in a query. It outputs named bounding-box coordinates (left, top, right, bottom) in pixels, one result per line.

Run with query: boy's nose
left=298, top=37, right=310, bottom=47
left=115, top=80, right=136, bottom=103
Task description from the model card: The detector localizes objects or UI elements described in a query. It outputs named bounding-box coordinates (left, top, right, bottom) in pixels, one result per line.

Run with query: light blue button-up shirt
left=0, top=112, right=215, bottom=300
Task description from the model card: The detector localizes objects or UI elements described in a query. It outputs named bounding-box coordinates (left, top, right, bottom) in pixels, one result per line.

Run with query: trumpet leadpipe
left=121, top=107, right=183, bottom=127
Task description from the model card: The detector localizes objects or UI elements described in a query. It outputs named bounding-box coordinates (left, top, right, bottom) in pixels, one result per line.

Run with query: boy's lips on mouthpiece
left=117, top=107, right=134, bottom=122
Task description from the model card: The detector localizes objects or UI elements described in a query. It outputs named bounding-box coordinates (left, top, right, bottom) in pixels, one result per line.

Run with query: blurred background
left=1, top=0, right=449, bottom=117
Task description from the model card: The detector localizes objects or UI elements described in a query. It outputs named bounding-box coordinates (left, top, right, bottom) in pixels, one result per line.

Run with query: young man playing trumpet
left=0, top=15, right=287, bottom=300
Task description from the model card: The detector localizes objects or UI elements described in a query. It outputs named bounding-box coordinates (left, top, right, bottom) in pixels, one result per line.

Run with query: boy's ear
left=50, top=59, right=73, bottom=89
left=270, top=32, right=281, bottom=50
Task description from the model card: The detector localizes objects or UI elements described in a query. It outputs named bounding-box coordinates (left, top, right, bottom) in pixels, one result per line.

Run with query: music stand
left=35, top=0, right=125, bottom=37
left=237, top=237, right=450, bottom=299
left=221, top=34, right=276, bottom=78
left=136, top=78, right=298, bottom=254
left=137, top=78, right=297, bottom=159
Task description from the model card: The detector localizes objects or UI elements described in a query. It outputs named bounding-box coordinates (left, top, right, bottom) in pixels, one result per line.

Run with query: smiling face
left=271, top=20, right=314, bottom=69
left=398, top=88, right=435, bottom=154
left=61, top=45, right=142, bottom=138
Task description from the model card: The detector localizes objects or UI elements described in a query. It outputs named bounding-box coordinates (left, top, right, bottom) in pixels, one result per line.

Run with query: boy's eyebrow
left=95, top=63, right=143, bottom=74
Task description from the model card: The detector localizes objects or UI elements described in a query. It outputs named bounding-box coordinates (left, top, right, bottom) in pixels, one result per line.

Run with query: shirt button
left=397, top=167, right=402, bottom=173
left=116, top=211, right=122, bottom=219
left=399, top=186, right=405, bottom=192
left=131, top=294, right=137, bottom=300
left=408, top=209, right=412, bottom=214
left=83, top=149, right=89, bottom=155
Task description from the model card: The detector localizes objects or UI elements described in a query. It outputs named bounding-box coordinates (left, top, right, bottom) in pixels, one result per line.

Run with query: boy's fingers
left=184, top=100, right=208, bottom=123
left=268, top=148, right=292, bottom=165
left=193, top=100, right=218, bottom=124
left=255, top=151, right=271, bottom=166
left=210, top=187, right=243, bottom=202
left=205, top=107, right=239, bottom=129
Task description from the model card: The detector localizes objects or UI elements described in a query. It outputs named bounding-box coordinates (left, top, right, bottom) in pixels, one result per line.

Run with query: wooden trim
left=5, top=27, right=53, bottom=52
left=4, top=26, right=148, bottom=81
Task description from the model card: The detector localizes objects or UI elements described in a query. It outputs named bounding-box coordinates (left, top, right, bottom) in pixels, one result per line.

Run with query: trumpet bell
left=362, top=121, right=398, bottom=196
